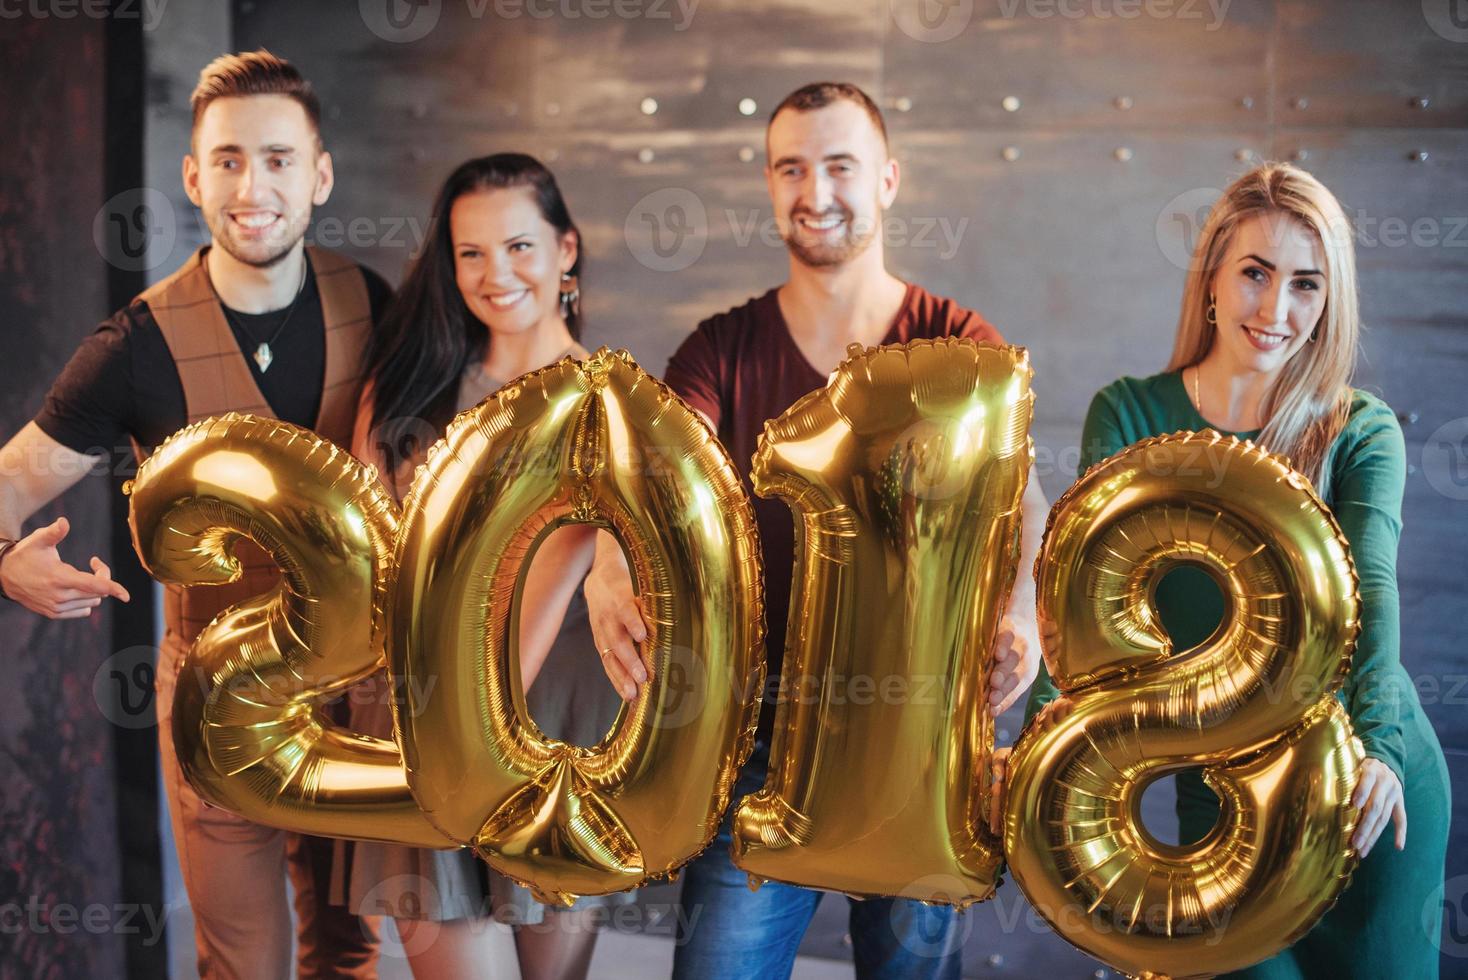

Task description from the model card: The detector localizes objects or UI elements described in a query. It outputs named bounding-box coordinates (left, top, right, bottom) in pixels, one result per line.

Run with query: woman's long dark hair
left=361, top=153, right=582, bottom=475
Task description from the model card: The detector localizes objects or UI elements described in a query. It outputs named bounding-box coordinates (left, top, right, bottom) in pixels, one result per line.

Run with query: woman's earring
left=1308, top=327, right=1318, bottom=343
left=1205, top=296, right=1218, bottom=326
left=559, top=272, right=580, bottom=321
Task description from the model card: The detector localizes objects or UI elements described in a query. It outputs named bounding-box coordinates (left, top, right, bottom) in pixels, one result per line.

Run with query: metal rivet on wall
left=738, top=97, right=758, bottom=116
left=894, top=96, right=913, bottom=113
left=1002, top=95, right=1021, bottom=113
left=1114, top=146, right=1134, bottom=162
left=986, top=954, right=1004, bottom=968
left=637, top=147, right=655, bottom=163
left=738, top=146, right=756, bottom=163
left=1411, top=96, right=1431, bottom=110
left=545, top=102, right=561, bottom=117
left=640, top=97, right=658, bottom=115
left=1291, top=96, right=1309, bottom=110
left=1291, top=148, right=1309, bottom=162
left=1114, top=95, right=1133, bottom=110
left=1238, top=95, right=1255, bottom=110
left=1001, top=146, right=1021, bottom=162
left=1094, top=972, right=1110, bottom=979
left=1410, top=149, right=1430, bottom=162
left=1235, top=147, right=1254, bottom=162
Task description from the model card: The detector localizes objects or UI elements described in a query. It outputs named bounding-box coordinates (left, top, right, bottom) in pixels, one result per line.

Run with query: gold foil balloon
left=732, top=339, right=1032, bottom=905
left=1003, top=431, right=1363, bottom=979
left=393, top=349, right=765, bottom=904
left=126, top=413, right=453, bottom=846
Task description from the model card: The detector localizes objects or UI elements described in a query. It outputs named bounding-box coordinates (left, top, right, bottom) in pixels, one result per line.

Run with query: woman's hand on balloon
left=989, top=610, right=1040, bottom=714
left=987, top=746, right=1011, bottom=835
left=584, top=530, right=649, bottom=701
left=1350, top=757, right=1406, bottom=857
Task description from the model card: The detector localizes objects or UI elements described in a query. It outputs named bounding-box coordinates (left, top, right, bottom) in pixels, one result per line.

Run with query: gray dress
left=332, top=360, right=636, bottom=924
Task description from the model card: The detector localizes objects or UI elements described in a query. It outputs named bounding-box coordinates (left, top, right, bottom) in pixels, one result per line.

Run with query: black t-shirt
left=34, top=256, right=393, bottom=461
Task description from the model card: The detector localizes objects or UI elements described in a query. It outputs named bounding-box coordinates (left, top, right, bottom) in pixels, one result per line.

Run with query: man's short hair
left=768, top=82, right=888, bottom=150
left=190, top=50, right=323, bottom=150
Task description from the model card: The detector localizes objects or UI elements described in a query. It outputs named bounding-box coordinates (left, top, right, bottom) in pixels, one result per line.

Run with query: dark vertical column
left=0, top=11, right=126, bottom=979
left=102, top=4, right=167, bottom=978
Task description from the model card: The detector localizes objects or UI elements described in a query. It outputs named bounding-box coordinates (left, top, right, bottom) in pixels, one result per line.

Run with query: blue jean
left=672, top=751, right=963, bottom=980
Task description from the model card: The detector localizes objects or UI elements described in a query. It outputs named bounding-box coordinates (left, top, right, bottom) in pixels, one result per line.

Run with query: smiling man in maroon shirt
left=586, top=82, right=1047, bottom=979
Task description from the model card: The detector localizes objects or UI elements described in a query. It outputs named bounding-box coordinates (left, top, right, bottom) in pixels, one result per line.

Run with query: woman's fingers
left=1353, top=780, right=1390, bottom=856
left=1391, top=796, right=1408, bottom=851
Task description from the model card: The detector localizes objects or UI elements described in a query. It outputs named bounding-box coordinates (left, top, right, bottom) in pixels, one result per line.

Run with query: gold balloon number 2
left=128, top=351, right=766, bottom=905
left=1003, top=432, right=1363, bottom=978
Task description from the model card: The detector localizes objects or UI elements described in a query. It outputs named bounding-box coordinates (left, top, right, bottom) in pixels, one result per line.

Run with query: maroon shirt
left=663, top=283, right=1005, bottom=732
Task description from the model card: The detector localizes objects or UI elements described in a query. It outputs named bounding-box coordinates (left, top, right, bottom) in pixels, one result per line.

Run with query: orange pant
left=157, top=632, right=378, bottom=979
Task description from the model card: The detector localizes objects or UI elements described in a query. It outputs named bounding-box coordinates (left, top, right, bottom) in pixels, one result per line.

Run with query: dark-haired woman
left=1018, top=163, right=1450, bottom=976
left=334, top=154, right=631, bottom=980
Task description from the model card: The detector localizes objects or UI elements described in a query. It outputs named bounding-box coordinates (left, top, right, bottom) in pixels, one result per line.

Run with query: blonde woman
left=1023, top=163, right=1450, bottom=976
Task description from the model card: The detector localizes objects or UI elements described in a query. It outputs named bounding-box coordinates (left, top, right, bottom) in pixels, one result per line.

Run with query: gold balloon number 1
left=733, top=340, right=1034, bottom=905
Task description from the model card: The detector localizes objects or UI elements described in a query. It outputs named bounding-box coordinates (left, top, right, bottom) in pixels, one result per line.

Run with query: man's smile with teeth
left=230, top=211, right=280, bottom=229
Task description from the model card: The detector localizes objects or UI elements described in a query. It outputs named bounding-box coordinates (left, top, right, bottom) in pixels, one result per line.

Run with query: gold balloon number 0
left=128, top=351, right=765, bottom=904
left=1003, top=432, right=1363, bottom=978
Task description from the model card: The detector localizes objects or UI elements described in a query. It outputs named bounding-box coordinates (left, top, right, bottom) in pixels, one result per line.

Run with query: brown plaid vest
left=135, top=246, right=371, bottom=643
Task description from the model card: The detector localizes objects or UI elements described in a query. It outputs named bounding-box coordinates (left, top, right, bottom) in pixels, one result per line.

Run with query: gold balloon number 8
left=1003, top=432, right=1363, bottom=979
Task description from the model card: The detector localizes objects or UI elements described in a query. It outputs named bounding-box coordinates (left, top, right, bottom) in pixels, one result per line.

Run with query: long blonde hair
left=1166, top=163, right=1359, bottom=486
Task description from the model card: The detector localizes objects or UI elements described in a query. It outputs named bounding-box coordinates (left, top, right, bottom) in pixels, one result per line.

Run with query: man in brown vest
left=0, top=51, right=388, bottom=978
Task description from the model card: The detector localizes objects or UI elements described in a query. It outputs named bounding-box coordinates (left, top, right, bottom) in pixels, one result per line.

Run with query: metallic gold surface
left=731, top=339, right=1032, bottom=906
left=1004, top=431, right=1362, bottom=979
left=127, top=413, right=453, bottom=846
left=393, top=349, right=765, bottom=904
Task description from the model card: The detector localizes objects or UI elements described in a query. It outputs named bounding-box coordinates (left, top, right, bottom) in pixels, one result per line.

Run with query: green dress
left=1024, top=370, right=1451, bottom=978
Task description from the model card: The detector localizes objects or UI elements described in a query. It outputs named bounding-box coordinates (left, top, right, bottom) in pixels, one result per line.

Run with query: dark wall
left=139, top=0, right=1465, bottom=974
left=0, top=14, right=131, bottom=979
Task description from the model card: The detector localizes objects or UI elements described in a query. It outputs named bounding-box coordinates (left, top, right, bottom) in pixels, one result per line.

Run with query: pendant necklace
left=220, top=264, right=308, bottom=374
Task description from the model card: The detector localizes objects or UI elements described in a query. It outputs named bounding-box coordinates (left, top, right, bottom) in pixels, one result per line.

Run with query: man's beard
left=207, top=207, right=310, bottom=268
left=782, top=204, right=877, bottom=269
